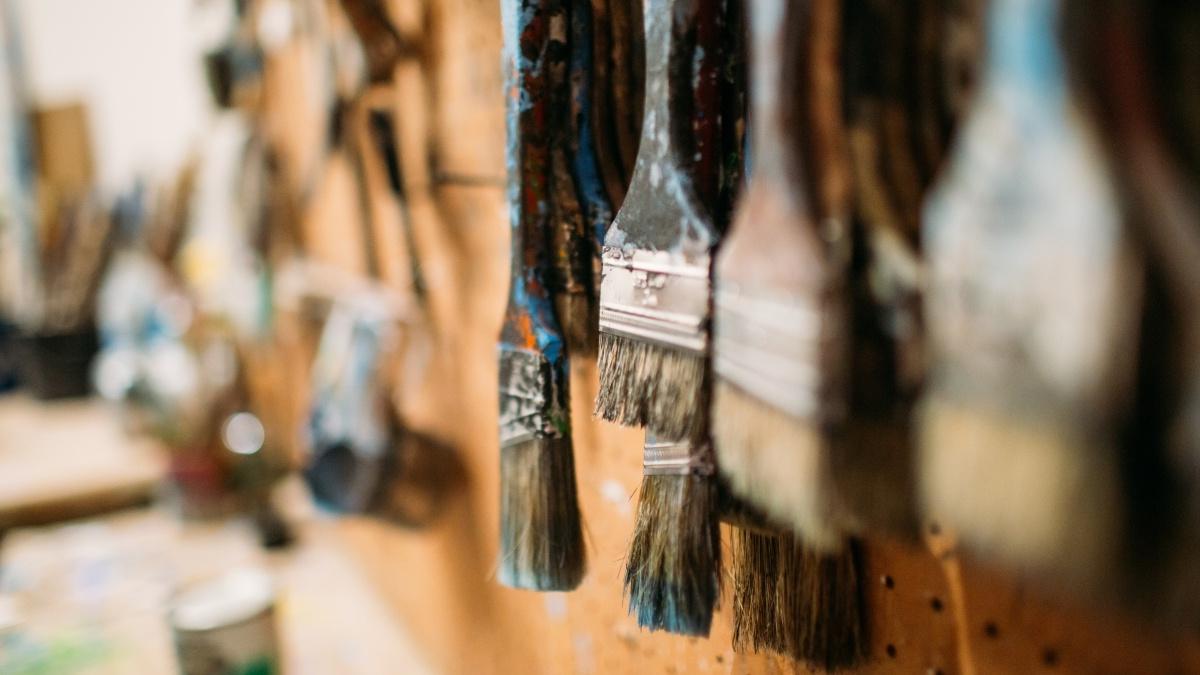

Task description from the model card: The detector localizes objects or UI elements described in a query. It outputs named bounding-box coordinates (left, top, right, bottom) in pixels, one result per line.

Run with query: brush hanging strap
left=642, top=435, right=715, bottom=476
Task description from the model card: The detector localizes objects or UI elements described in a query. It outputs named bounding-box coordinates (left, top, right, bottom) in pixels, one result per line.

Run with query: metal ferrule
left=498, top=347, right=565, bottom=447
left=713, top=285, right=822, bottom=419
left=643, top=436, right=714, bottom=476
left=598, top=246, right=711, bottom=353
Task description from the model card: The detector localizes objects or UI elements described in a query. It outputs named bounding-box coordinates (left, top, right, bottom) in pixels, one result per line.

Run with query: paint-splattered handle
left=500, top=0, right=566, bottom=358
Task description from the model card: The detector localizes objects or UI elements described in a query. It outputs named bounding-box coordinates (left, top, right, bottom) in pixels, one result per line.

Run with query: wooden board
left=0, top=395, right=163, bottom=529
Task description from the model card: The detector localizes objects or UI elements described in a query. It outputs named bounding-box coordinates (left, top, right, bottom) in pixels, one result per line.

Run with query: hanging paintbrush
left=497, top=0, right=586, bottom=591
left=545, top=0, right=597, bottom=354
left=595, top=0, right=722, bottom=442
left=606, top=0, right=729, bottom=637
left=919, top=0, right=1142, bottom=591
left=1063, top=0, right=1200, bottom=621
left=713, top=0, right=850, bottom=553
left=711, top=0, right=866, bottom=665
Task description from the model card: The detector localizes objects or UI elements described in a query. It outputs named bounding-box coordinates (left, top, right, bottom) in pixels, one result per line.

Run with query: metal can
left=170, top=568, right=280, bottom=675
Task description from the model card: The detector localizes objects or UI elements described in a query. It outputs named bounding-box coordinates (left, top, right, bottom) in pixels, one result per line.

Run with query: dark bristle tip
left=732, top=530, right=868, bottom=670
left=595, top=333, right=709, bottom=439
left=498, top=436, right=587, bottom=591
left=623, top=474, right=721, bottom=636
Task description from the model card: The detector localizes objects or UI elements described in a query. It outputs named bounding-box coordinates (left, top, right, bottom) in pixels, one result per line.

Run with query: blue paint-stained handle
left=499, top=0, right=571, bottom=443
left=568, top=0, right=614, bottom=249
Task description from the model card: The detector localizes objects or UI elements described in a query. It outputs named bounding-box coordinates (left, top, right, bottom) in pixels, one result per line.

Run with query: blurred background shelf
left=0, top=396, right=164, bottom=529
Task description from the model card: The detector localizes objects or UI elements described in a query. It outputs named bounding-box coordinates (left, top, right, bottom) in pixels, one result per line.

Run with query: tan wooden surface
left=0, top=485, right=436, bottom=675
left=257, top=0, right=1200, bottom=673
left=0, top=396, right=164, bottom=528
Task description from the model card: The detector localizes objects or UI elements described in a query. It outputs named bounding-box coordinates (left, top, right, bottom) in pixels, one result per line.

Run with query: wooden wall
left=256, top=0, right=1200, bottom=672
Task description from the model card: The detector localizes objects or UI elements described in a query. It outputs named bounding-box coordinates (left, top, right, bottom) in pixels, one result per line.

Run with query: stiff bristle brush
left=594, top=0, right=722, bottom=443
left=712, top=0, right=866, bottom=666
left=607, top=0, right=728, bottom=636
left=920, top=0, right=1142, bottom=591
left=497, top=0, right=586, bottom=591
left=712, top=0, right=849, bottom=552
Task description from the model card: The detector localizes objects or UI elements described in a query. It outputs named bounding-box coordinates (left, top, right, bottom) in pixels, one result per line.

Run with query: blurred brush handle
left=499, top=0, right=572, bottom=446
left=712, top=0, right=848, bottom=420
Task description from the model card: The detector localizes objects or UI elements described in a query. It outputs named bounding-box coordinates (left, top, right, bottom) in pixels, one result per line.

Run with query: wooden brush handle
left=568, top=0, right=616, bottom=250
left=604, top=0, right=720, bottom=252
left=499, top=0, right=571, bottom=376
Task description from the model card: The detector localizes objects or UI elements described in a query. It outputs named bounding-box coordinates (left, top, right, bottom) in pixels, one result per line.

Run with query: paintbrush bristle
left=624, top=473, right=721, bottom=636
left=713, top=380, right=847, bottom=551
left=596, top=333, right=707, bottom=440
left=733, top=529, right=867, bottom=670
left=555, top=293, right=598, bottom=356
left=499, top=436, right=587, bottom=591
left=919, top=397, right=1119, bottom=591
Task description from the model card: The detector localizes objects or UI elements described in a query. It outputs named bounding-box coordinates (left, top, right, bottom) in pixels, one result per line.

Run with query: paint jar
left=170, top=568, right=280, bottom=675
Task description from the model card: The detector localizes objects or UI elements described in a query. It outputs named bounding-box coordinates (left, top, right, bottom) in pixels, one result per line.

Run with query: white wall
left=12, top=0, right=217, bottom=196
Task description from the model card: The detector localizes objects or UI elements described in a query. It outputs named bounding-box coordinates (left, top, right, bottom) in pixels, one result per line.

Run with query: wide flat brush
left=712, top=0, right=866, bottom=665
left=712, top=0, right=849, bottom=551
left=919, top=0, right=1142, bottom=591
left=595, top=0, right=722, bottom=442
left=497, top=0, right=586, bottom=591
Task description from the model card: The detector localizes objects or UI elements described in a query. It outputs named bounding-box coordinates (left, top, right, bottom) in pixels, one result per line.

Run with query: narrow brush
left=732, top=529, right=867, bottom=670
left=497, top=0, right=586, bottom=591
left=595, top=0, right=722, bottom=442
left=545, top=0, right=597, bottom=355
left=919, top=0, right=1141, bottom=590
left=712, top=0, right=849, bottom=550
left=624, top=435, right=721, bottom=635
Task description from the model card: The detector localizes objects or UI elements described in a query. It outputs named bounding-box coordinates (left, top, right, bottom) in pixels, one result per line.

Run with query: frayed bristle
left=499, top=436, right=587, bottom=591
left=733, top=529, right=867, bottom=670
left=595, top=333, right=708, bottom=440
left=919, top=397, right=1119, bottom=591
left=624, top=474, right=721, bottom=636
left=555, top=293, right=597, bottom=356
left=713, top=380, right=846, bottom=551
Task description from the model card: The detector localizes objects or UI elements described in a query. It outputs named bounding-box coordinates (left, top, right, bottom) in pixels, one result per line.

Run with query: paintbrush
left=712, top=0, right=849, bottom=551
left=919, top=0, right=1142, bottom=591
left=624, top=433, right=720, bottom=635
left=710, top=0, right=866, bottom=665
left=545, top=0, right=597, bottom=354
left=595, top=0, right=721, bottom=443
left=497, top=0, right=586, bottom=591
left=1063, top=0, right=1200, bottom=621
left=614, top=0, right=729, bottom=636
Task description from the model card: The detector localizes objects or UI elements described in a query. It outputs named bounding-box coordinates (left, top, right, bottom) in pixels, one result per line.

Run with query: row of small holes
left=879, top=566, right=1059, bottom=668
